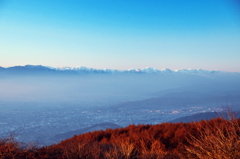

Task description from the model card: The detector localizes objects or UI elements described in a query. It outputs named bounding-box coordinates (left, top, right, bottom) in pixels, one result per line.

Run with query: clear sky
left=0, top=0, right=240, bottom=72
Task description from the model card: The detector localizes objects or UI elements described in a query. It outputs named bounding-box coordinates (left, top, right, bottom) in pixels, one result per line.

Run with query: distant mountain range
left=169, top=111, right=240, bottom=123
left=0, top=65, right=234, bottom=75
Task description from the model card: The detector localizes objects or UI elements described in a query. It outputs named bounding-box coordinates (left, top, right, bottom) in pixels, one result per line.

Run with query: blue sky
left=0, top=0, right=240, bottom=71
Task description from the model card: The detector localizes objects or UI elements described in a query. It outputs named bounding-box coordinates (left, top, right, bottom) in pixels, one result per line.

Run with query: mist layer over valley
left=0, top=66, right=240, bottom=145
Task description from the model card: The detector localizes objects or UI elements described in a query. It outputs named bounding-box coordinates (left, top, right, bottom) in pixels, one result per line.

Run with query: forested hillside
left=1, top=117, right=239, bottom=159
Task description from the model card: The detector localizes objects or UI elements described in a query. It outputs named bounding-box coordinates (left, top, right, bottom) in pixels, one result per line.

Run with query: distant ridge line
left=0, top=65, right=235, bottom=74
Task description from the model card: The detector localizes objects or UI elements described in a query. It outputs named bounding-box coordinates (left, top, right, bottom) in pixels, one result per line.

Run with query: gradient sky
left=0, top=0, right=240, bottom=71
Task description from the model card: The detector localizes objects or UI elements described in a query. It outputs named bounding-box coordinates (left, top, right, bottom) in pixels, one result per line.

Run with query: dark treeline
left=1, top=117, right=240, bottom=159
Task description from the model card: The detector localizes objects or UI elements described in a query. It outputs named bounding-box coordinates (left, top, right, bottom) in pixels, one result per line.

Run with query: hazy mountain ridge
left=0, top=65, right=232, bottom=75
left=169, top=111, right=240, bottom=123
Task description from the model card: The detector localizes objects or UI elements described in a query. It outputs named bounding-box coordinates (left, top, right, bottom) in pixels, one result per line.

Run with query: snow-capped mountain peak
left=0, top=65, right=233, bottom=75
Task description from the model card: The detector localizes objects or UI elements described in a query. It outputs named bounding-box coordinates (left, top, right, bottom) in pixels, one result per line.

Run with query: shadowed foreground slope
left=0, top=117, right=240, bottom=159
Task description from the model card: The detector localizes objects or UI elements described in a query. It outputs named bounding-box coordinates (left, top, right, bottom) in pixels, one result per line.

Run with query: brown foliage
left=184, top=118, right=240, bottom=159
left=0, top=117, right=239, bottom=159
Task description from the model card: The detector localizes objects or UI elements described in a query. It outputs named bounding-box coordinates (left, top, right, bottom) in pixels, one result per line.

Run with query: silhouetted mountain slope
left=169, top=111, right=240, bottom=123
left=0, top=65, right=57, bottom=76
left=112, top=93, right=240, bottom=110
left=8, top=65, right=52, bottom=71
